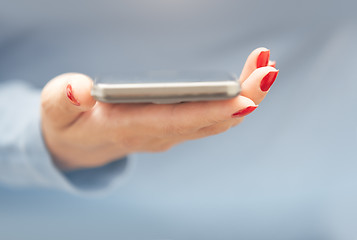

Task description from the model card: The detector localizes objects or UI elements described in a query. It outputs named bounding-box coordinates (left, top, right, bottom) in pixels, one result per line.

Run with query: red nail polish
left=257, top=50, right=270, bottom=68
left=232, top=105, right=258, bottom=118
left=269, top=61, right=276, bottom=68
left=260, top=70, right=279, bottom=92
left=66, top=84, right=80, bottom=106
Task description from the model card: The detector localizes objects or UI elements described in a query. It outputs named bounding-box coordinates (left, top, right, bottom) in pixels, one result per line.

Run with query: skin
left=41, top=47, right=278, bottom=170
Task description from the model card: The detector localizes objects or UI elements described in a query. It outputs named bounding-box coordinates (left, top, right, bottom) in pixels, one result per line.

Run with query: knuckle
left=204, top=116, right=222, bottom=126
left=161, top=121, right=191, bottom=137
left=202, top=123, right=231, bottom=136
left=151, top=143, right=174, bottom=152
left=172, top=123, right=191, bottom=136
left=116, top=137, right=143, bottom=152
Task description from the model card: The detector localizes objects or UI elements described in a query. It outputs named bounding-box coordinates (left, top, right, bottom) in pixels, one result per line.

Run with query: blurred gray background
left=1, top=0, right=357, bottom=239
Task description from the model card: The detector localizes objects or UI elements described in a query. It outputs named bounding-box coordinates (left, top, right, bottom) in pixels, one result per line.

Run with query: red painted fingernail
left=257, top=50, right=270, bottom=68
left=232, top=105, right=258, bottom=118
left=269, top=61, right=276, bottom=68
left=66, top=84, right=80, bottom=106
left=260, top=70, right=279, bottom=92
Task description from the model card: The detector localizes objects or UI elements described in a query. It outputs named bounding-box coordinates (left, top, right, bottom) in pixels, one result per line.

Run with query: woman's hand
left=41, top=47, right=278, bottom=170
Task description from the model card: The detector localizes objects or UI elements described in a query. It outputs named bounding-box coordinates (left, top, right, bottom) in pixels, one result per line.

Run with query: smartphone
left=91, top=70, right=240, bottom=104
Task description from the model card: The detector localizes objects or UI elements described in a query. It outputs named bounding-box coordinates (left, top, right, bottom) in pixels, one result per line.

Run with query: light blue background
left=1, top=0, right=357, bottom=239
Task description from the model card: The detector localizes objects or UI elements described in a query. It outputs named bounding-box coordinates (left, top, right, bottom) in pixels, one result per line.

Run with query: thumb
left=41, top=73, right=96, bottom=128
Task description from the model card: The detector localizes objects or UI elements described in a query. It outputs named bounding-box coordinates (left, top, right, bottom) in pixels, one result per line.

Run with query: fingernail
left=269, top=61, right=276, bottom=68
left=66, top=84, right=80, bottom=106
left=257, top=50, right=270, bottom=68
left=260, top=70, right=279, bottom=92
left=232, top=105, right=258, bottom=118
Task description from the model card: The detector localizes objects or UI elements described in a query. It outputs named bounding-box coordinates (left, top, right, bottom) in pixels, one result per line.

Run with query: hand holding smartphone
left=43, top=48, right=275, bottom=170
left=91, top=70, right=240, bottom=104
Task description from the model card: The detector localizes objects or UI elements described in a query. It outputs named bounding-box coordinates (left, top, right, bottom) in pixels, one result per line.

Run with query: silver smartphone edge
left=91, top=80, right=241, bottom=104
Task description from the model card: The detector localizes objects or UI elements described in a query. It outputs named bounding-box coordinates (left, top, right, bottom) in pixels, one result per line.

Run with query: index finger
left=125, top=95, right=256, bottom=137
